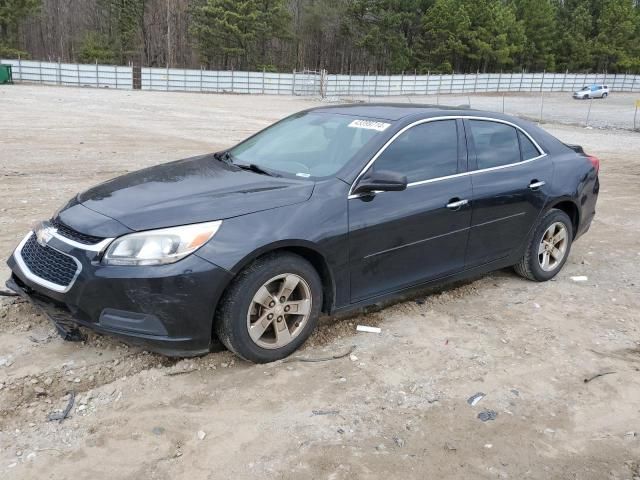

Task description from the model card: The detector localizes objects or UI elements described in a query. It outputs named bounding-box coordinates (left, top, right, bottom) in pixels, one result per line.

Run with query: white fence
left=1, top=58, right=132, bottom=89
left=2, top=58, right=640, bottom=96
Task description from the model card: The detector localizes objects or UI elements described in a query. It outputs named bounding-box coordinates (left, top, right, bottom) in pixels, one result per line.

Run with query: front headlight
left=102, top=221, right=222, bottom=266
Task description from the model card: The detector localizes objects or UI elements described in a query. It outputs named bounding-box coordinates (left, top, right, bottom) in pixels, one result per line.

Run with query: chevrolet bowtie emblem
left=35, top=223, right=57, bottom=247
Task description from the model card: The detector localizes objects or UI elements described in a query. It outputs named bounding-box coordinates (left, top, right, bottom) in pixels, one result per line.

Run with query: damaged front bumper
left=6, top=230, right=233, bottom=357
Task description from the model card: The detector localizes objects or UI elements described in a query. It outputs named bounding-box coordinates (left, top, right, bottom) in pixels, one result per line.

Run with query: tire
left=215, top=252, right=323, bottom=363
left=514, top=209, right=573, bottom=282
left=602, top=92, right=608, bottom=99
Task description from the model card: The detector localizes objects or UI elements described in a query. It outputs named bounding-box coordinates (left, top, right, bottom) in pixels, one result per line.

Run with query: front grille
left=20, top=234, right=79, bottom=287
left=51, top=218, right=104, bottom=245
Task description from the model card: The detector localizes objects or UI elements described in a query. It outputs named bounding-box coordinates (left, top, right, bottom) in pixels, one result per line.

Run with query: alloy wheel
left=246, top=273, right=312, bottom=349
left=538, top=222, right=568, bottom=272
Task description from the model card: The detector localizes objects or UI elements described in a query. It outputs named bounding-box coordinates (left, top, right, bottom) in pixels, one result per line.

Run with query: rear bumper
left=7, top=236, right=233, bottom=357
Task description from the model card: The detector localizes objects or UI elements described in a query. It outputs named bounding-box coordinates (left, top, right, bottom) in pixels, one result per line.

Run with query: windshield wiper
left=234, top=163, right=278, bottom=177
left=213, top=151, right=234, bottom=165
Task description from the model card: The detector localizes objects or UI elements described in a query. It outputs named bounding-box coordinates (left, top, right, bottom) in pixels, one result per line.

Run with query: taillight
left=587, top=155, right=600, bottom=174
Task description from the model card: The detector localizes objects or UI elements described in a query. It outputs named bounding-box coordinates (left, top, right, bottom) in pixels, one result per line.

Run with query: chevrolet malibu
left=6, top=105, right=600, bottom=363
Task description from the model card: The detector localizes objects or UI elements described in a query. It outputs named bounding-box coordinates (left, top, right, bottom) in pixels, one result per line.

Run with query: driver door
left=348, top=119, right=472, bottom=302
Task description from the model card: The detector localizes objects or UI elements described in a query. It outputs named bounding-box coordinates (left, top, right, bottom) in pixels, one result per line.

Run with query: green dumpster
left=0, top=65, right=13, bottom=84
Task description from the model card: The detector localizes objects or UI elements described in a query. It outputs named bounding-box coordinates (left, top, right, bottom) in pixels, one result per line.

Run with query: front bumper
left=7, top=231, right=233, bottom=356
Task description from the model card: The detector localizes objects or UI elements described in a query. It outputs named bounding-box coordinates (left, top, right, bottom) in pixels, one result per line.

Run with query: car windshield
left=228, top=112, right=389, bottom=178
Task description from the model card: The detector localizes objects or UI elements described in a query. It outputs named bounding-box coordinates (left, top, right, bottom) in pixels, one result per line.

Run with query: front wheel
left=514, top=209, right=573, bottom=282
left=215, top=252, right=323, bottom=363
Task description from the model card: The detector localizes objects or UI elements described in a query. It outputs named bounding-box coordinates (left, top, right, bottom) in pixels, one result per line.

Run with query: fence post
left=199, top=66, right=203, bottom=92
left=632, top=74, right=637, bottom=92
left=166, top=65, right=169, bottom=91
left=38, top=60, right=43, bottom=84
left=539, top=90, right=544, bottom=124
left=586, top=97, right=593, bottom=126
left=291, top=70, right=295, bottom=95
left=387, top=72, right=391, bottom=96
left=321, top=69, right=327, bottom=98
left=374, top=71, right=378, bottom=96
left=183, top=68, right=187, bottom=91
left=498, top=71, right=502, bottom=93
left=57, top=58, right=61, bottom=85
left=348, top=71, right=352, bottom=96
left=115, top=66, right=118, bottom=89
left=95, top=60, right=99, bottom=87
left=519, top=71, right=523, bottom=92
left=17, top=55, right=22, bottom=81
left=262, top=67, right=265, bottom=94
left=426, top=70, right=430, bottom=95
left=400, top=71, right=404, bottom=95
left=232, top=67, right=235, bottom=93
left=76, top=63, right=80, bottom=86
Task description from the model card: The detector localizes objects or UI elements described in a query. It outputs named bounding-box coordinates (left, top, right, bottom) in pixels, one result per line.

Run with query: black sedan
left=6, top=104, right=600, bottom=363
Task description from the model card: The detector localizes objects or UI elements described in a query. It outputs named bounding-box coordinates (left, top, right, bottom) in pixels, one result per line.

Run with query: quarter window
left=468, top=120, right=520, bottom=170
left=372, top=120, right=458, bottom=183
left=518, top=130, right=540, bottom=160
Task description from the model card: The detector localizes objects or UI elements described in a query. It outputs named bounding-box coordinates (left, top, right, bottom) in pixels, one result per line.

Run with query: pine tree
left=593, top=0, right=639, bottom=72
left=513, top=0, right=557, bottom=71
left=190, top=0, right=290, bottom=70
left=417, top=0, right=471, bottom=73
left=0, top=0, right=40, bottom=57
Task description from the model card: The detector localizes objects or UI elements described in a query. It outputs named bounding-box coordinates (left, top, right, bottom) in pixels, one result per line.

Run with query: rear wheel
left=514, top=209, right=573, bottom=282
left=215, top=252, right=322, bottom=363
left=602, top=92, right=608, bottom=99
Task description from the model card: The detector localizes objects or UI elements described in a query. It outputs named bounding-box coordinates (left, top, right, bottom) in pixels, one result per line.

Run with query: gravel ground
left=1, top=85, right=639, bottom=480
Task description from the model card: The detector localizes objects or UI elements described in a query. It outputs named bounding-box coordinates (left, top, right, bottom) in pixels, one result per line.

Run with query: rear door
left=464, top=119, right=552, bottom=268
left=348, top=119, right=472, bottom=302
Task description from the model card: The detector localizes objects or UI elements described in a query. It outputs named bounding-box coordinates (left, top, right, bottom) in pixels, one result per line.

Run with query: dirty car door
left=348, top=119, right=472, bottom=302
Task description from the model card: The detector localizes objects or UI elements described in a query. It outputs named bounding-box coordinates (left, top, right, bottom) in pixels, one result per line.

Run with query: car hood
left=75, top=153, right=315, bottom=231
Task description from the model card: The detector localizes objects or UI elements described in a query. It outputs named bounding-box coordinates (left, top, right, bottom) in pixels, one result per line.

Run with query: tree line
left=1, top=0, right=639, bottom=74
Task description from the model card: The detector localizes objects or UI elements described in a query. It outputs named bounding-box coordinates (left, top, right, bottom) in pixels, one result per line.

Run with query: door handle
left=529, top=180, right=546, bottom=190
left=446, top=199, right=469, bottom=210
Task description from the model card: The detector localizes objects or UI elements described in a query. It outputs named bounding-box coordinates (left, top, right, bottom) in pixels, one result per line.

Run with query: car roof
left=310, top=103, right=484, bottom=121
left=307, top=102, right=526, bottom=124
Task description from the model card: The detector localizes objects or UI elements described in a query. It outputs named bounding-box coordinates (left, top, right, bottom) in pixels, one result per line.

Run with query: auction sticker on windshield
left=348, top=119, right=391, bottom=132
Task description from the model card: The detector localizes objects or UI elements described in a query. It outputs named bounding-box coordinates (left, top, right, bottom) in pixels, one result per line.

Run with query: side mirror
left=352, top=169, right=408, bottom=195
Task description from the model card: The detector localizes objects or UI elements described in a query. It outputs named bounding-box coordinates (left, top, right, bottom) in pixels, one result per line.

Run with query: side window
left=518, top=130, right=540, bottom=160
left=468, top=120, right=520, bottom=170
left=373, top=120, right=458, bottom=183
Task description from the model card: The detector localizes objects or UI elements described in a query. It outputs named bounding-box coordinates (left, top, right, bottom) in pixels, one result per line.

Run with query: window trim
left=348, top=115, right=546, bottom=199
left=367, top=118, right=461, bottom=186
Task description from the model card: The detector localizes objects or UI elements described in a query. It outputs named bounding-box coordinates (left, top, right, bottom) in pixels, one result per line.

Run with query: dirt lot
left=1, top=85, right=639, bottom=480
